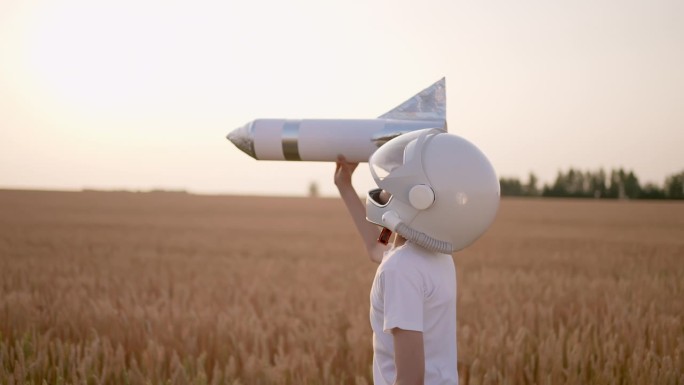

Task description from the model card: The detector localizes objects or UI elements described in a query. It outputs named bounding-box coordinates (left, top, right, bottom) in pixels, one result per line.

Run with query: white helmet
left=366, top=128, right=499, bottom=253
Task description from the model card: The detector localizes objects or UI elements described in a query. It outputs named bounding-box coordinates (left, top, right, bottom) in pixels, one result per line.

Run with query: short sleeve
left=381, top=266, right=424, bottom=333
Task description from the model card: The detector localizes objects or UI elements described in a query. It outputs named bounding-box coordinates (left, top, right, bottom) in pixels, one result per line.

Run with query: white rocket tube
left=227, top=78, right=447, bottom=163
left=233, top=118, right=444, bottom=162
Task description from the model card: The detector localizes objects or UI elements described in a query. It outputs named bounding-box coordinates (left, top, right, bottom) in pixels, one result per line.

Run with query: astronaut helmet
left=366, top=128, right=499, bottom=253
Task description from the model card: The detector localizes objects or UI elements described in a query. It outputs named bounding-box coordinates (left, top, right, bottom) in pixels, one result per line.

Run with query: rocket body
left=227, top=78, right=447, bottom=163
left=232, top=118, right=444, bottom=163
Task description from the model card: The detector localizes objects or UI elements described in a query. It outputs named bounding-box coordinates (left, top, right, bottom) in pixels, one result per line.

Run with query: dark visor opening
left=368, top=188, right=392, bottom=207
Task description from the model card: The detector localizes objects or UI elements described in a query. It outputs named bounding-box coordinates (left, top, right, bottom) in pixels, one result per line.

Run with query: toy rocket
left=226, top=78, right=446, bottom=163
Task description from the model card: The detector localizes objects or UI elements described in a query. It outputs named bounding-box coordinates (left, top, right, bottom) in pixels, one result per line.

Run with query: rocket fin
left=378, top=78, right=446, bottom=122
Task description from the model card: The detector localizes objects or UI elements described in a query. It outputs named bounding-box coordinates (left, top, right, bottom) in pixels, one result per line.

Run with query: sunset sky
left=1, top=0, right=682, bottom=196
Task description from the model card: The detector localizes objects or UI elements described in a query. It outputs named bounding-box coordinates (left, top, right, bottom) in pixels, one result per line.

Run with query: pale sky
left=1, top=0, right=682, bottom=196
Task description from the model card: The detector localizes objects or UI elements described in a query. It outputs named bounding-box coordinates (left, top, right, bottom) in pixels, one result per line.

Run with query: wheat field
left=0, top=190, right=682, bottom=385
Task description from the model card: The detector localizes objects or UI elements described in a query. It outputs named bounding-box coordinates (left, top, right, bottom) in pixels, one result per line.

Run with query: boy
left=333, top=128, right=499, bottom=385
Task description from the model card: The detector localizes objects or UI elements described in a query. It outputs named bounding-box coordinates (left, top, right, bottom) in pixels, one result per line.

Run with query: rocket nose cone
left=227, top=121, right=257, bottom=159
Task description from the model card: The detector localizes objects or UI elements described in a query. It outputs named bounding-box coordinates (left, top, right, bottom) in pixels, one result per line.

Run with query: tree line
left=500, top=168, right=684, bottom=200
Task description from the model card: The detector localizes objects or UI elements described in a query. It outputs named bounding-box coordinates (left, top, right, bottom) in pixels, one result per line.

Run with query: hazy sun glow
left=1, top=0, right=682, bottom=196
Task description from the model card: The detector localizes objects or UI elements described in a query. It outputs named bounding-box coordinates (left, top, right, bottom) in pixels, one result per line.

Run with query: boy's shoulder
left=382, top=242, right=454, bottom=275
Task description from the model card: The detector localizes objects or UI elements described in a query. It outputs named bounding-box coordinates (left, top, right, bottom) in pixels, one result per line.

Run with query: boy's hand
left=334, top=155, right=359, bottom=188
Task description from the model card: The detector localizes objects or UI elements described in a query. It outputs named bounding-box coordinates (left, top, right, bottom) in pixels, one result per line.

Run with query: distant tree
left=566, top=168, right=591, bottom=197
left=607, top=169, right=625, bottom=199
left=567, top=169, right=579, bottom=196
left=543, top=168, right=590, bottom=198
left=507, top=167, right=679, bottom=200
left=589, top=169, right=608, bottom=198
left=605, top=168, right=641, bottom=199
left=500, top=177, right=525, bottom=196
left=640, top=183, right=666, bottom=200
left=664, top=170, right=684, bottom=199
left=623, top=171, right=641, bottom=199
left=542, top=171, right=567, bottom=197
left=524, top=173, right=539, bottom=196
left=308, top=181, right=319, bottom=198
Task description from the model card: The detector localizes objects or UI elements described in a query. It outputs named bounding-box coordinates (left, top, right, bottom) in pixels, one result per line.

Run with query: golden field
left=0, top=190, right=682, bottom=385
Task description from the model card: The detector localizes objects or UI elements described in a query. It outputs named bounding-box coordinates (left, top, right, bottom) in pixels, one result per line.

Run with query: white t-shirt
left=370, top=241, right=458, bottom=385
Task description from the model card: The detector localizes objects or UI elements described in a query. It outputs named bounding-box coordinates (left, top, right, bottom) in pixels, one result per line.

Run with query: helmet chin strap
left=381, top=211, right=453, bottom=254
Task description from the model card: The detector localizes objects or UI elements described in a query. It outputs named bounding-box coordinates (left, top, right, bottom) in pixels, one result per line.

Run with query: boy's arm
left=334, top=156, right=385, bottom=264
left=392, top=328, right=425, bottom=385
